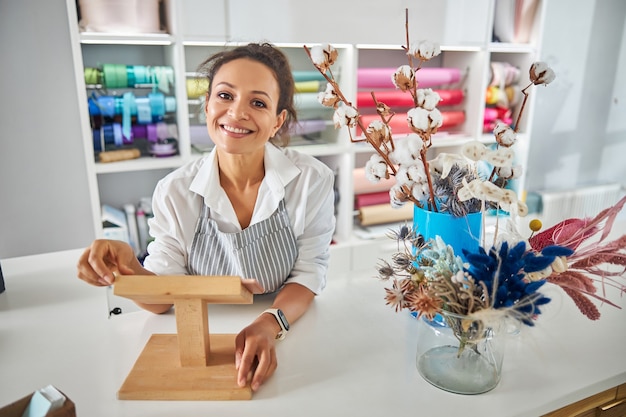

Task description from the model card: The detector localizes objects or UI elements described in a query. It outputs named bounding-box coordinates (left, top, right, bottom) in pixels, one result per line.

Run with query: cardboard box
left=0, top=392, right=75, bottom=417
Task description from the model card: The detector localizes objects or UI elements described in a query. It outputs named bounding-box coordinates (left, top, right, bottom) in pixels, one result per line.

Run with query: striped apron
left=187, top=199, right=298, bottom=293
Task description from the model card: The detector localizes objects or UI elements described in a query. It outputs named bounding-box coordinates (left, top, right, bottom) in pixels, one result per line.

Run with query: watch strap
left=263, top=308, right=289, bottom=340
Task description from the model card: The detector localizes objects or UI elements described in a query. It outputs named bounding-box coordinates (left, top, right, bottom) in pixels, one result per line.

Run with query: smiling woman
left=76, top=43, right=336, bottom=393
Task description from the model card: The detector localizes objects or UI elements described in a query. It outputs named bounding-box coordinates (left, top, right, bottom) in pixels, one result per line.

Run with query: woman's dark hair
left=197, top=42, right=297, bottom=146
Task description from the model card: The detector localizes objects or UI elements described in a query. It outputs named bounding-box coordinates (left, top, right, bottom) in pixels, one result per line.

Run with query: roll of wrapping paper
left=356, top=111, right=466, bottom=135
left=353, top=167, right=396, bottom=194
left=357, top=89, right=464, bottom=108
left=484, top=117, right=512, bottom=133
left=99, top=148, right=141, bottom=163
left=294, top=92, right=324, bottom=111
left=290, top=119, right=327, bottom=136
left=295, top=80, right=322, bottom=93
left=358, top=203, right=413, bottom=226
left=358, top=67, right=462, bottom=90
left=354, top=190, right=390, bottom=209
left=186, top=78, right=209, bottom=99
left=292, top=70, right=326, bottom=82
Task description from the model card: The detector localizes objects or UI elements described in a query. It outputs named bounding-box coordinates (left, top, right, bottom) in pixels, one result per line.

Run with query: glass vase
left=413, top=204, right=482, bottom=261
left=415, top=311, right=506, bottom=395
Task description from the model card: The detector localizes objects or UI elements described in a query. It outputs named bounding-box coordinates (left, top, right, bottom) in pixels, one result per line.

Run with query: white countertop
left=1, top=249, right=625, bottom=417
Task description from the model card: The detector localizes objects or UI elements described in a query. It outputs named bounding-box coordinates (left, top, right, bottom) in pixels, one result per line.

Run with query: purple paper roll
left=190, top=125, right=212, bottom=145
left=358, top=67, right=462, bottom=89
left=290, top=119, right=327, bottom=136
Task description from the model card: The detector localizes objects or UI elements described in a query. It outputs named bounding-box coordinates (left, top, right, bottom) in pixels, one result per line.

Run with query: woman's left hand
left=234, top=314, right=280, bottom=391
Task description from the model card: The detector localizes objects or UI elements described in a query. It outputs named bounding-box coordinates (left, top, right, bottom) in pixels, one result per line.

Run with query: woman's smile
left=221, top=123, right=253, bottom=136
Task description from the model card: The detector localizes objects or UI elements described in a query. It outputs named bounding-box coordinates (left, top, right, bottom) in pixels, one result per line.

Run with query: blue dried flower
left=462, top=241, right=566, bottom=326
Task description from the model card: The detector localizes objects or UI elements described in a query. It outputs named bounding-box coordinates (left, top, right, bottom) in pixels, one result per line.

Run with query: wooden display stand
left=113, top=275, right=254, bottom=400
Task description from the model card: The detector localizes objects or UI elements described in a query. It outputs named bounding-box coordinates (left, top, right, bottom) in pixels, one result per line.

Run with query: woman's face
left=205, top=58, right=286, bottom=157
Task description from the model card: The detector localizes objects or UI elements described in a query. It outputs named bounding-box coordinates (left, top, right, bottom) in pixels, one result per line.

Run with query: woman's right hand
left=76, top=239, right=142, bottom=286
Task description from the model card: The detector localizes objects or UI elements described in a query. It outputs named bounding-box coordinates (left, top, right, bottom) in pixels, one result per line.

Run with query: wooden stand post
left=113, top=275, right=253, bottom=400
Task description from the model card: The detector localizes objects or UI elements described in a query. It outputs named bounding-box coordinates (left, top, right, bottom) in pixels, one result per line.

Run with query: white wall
left=0, top=0, right=95, bottom=258
left=527, top=0, right=626, bottom=192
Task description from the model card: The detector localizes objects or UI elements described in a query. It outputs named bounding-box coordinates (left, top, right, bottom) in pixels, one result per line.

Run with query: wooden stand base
left=118, top=334, right=252, bottom=400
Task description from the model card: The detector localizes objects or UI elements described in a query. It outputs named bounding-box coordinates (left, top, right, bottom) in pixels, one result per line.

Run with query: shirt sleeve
left=284, top=163, right=336, bottom=295
left=142, top=174, right=199, bottom=276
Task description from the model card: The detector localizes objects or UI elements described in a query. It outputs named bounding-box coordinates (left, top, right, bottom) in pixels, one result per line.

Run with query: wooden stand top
left=113, top=275, right=253, bottom=305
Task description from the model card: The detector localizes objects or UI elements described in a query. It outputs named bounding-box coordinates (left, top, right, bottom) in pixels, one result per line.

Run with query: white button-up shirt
left=143, top=143, right=336, bottom=294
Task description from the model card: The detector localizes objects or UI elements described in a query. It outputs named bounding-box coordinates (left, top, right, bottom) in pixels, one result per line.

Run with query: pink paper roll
left=357, top=111, right=466, bottom=135
left=357, top=89, right=464, bottom=108
left=354, top=190, right=391, bottom=209
left=484, top=117, right=512, bottom=133
left=353, top=167, right=396, bottom=194
left=358, top=67, right=462, bottom=90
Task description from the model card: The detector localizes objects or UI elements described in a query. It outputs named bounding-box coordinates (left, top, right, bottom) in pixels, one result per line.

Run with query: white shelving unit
left=66, top=0, right=545, bottom=274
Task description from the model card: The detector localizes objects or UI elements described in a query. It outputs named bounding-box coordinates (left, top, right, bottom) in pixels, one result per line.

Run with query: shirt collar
left=189, top=143, right=301, bottom=218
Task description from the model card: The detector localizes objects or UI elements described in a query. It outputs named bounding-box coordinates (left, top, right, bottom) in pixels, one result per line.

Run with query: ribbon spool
left=84, top=67, right=102, bottom=85
left=150, top=138, right=178, bottom=157
left=93, top=128, right=102, bottom=152
left=88, top=93, right=176, bottom=119
left=100, top=64, right=174, bottom=91
left=149, top=92, right=165, bottom=118
left=102, top=64, right=128, bottom=89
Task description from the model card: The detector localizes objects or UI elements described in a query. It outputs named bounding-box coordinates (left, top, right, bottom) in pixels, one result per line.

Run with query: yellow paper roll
left=187, top=78, right=209, bottom=99
left=295, top=80, right=321, bottom=93
left=358, top=203, right=413, bottom=226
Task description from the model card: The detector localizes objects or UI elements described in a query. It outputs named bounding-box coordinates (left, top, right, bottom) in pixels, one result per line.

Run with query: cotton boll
left=390, top=136, right=423, bottom=165
left=406, top=164, right=426, bottom=182
left=318, top=83, right=340, bottom=107
left=366, top=120, right=392, bottom=147
left=530, top=61, right=556, bottom=85
left=333, top=104, right=358, bottom=128
left=389, top=184, right=410, bottom=208
left=364, top=154, right=388, bottom=183
left=411, top=181, right=430, bottom=201
left=309, top=44, right=337, bottom=72
left=416, top=88, right=441, bottom=110
left=407, top=107, right=442, bottom=134
left=392, top=65, right=415, bottom=91
left=409, top=40, right=441, bottom=61
left=493, top=122, right=516, bottom=147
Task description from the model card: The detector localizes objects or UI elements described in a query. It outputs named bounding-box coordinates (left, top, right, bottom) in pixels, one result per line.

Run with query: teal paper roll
left=292, top=70, right=326, bottom=82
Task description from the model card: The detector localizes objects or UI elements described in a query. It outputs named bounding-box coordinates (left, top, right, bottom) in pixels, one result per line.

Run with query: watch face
left=277, top=309, right=290, bottom=331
